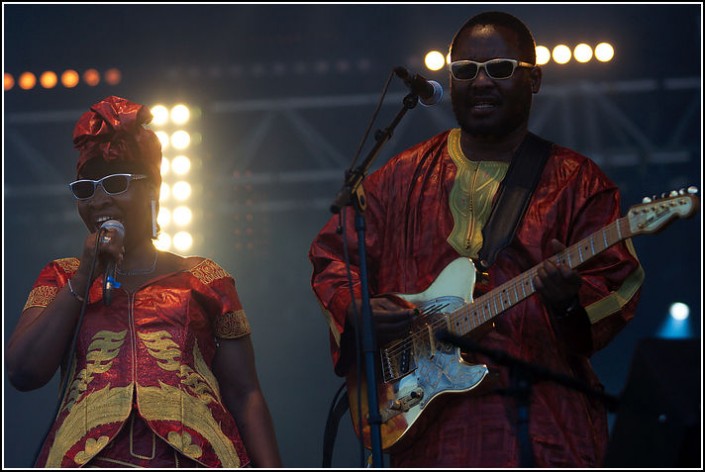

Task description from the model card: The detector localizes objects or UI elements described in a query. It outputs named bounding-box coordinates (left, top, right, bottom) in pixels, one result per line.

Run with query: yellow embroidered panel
left=138, top=330, right=221, bottom=404
left=189, top=259, right=230, bottom=286
left=446, top=128, right=509, bottom=258
left=215, top=310, right=251, bottom=339
left=137, top=382, right=241, bottom=468
left=63, top=330, right=127, bottom=412
left=45, top=384, right=134, bottom=467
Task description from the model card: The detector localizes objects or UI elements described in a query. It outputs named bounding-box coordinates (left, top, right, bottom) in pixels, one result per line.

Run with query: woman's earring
left=150, top=199, right=159, bottom=239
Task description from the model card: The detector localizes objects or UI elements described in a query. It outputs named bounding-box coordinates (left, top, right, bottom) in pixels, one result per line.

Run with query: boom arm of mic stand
left=330, top=94, right=419, bottom=214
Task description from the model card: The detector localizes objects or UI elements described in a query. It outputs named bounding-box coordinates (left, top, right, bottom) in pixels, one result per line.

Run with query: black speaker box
left=604, top=338, right=701, bottom=467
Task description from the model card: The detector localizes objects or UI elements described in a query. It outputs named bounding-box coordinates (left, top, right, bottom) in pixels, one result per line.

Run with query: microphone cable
left=31, top=228, right=104, bottom=467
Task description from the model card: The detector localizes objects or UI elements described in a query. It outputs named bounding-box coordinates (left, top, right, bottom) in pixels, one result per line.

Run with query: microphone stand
left=330, top=92, right=420, bottom=468
left=437, top=331, right=620, bottom=468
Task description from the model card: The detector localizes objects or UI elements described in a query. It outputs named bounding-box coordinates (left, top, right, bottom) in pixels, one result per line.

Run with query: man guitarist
left=309, top=11, right=644, bottom=467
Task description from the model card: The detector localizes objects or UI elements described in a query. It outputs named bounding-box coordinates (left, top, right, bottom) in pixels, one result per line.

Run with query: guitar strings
left=382, top=220, right=626, bottom=366
left=382, top=267, right=540, bottom=363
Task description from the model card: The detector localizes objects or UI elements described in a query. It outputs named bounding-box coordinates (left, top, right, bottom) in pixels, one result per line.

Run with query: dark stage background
left=3, top=3, right=702, bottom=468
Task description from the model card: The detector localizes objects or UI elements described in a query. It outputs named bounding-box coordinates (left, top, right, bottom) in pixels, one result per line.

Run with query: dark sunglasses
left=69, top=173, right=147, bottom=200
left=450, top=58, right=534, bottom=81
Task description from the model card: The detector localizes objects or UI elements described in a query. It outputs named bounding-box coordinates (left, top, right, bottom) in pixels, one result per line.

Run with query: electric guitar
left=346, top=188, right=699, bottom=452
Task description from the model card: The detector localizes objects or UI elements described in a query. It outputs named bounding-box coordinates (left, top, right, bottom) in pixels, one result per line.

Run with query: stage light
left=4, top=73, right=15, bottom=91
left=18, top=72, right=36, bottom=90
left=171, top=130, right=191, bottom=150
left=535, top=46, right=551, bottom=65
left=424, top=51, right=446, bottom=71
left=83, top=68, right=100, bottom=86
left=669, top=302, right=689, bottom=321
left=172, top=206, right=193, bottom=226
left=160, top=183, right=170, bottom=202
left=157, top=207, right=171, bottom=228
left=552, top=45, right=572, bottom=64
left=61, top=70, right=79, bottom=88
left=173, top=231, right=193, bottom=251
left=154, top=233, right=171, bottom=251
left=657, top=302, right=693, bottom=339
left=151, top=105, right=169, bottom=126
left=104, top=68, right=122, bottom=86
left=171, top=104, right=190, bottom=125
left=573, top=43, right=593, bottom=63
left=171, top=155, right=191, bottom=175
left=172, top=181, right=192, bottom=201
left=150, top=101, right=198, bottom=255
left=595, top=42, right=615, bottom=62
left=39, top=71, right=58, bottom=89
left=155, top=131, right=170, bottom=150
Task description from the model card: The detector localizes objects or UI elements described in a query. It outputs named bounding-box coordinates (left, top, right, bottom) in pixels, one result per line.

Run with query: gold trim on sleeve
left=214, top=310, right=251, bottom=339
left=586, top=240, right=645, bottom=324
left=23, top=286, right=59, bottom=311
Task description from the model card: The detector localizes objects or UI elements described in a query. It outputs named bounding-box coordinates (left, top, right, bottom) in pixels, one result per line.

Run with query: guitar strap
left=476, top=132, right=553, bottom=272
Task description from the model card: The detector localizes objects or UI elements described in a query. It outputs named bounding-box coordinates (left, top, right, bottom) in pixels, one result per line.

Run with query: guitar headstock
left=627, top=187, right=699, bottom=235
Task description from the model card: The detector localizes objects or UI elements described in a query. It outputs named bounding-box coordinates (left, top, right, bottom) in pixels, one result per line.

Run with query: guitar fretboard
left=448, top=215, right=633, bottom=336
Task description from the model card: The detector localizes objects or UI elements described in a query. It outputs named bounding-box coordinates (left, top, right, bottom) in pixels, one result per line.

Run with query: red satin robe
left=309, top=129, right=644, bottom=467
left=24, top=257, right=251, bottom=468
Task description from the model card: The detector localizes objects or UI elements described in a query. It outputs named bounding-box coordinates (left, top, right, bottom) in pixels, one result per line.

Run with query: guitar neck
left=450, top=216, right=633, bottom=336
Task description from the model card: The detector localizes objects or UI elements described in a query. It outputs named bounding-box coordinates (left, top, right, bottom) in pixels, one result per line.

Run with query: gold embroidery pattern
left=23, top=286, right=59, bottom=311
left=214, top=310, right=251, bottom=339
left=167, top=431, right=203, bottom=459
left=446, top=129, right=509, bottom=258
left=193, top=341, right=222, bottom=403
left=55, top=257, right=81, bottom=274
left=138, top=331, right=218, bottom=404
left=63, top=330, right=127, bottom=412
left=45, top=384, right=134, bottom=467
left=74, top=436, right=110, bottom=465
left=189, top=259, right=230, bottom=286
left=138, top=382, right=241, bottom=467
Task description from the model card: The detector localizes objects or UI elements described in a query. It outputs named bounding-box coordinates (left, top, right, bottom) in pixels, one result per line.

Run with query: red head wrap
left=73, top=96, right=162, bottom=186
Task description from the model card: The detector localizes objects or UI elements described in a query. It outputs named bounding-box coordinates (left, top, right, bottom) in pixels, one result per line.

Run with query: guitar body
left=346, top=257, right=490, bottom=452
left=343, top=190, right=698, bottom=452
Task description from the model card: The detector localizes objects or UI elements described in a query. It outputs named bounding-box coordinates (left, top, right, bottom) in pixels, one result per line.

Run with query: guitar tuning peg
left=678, top=188, right=686, bottom=195
left=661, top=192, right=669, bottom=199
left=669, top=190, right=679, bottom=197
left=687, top=186, right=699, bottom=194
left=642, top=196, right=652, bottom=203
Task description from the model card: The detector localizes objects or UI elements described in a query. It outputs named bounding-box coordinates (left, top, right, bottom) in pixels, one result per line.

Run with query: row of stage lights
left=4, top=41, right=615, bottom=92
left=425, top=42, right=616, bottom=70
left=148, top=104, right=200, bottom=254
left=4, top=68, right=122, bottom=91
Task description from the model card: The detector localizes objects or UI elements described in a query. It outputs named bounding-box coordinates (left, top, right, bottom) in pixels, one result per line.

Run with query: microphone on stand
left=394, top=66, right=444, bottom=106
left=99, top=220, right=124, bottom=306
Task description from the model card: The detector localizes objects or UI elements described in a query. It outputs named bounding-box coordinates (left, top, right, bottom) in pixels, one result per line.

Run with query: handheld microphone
left=99, top=220, right=125, bottom=306
left=394, top=66, right=444, bottom=106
